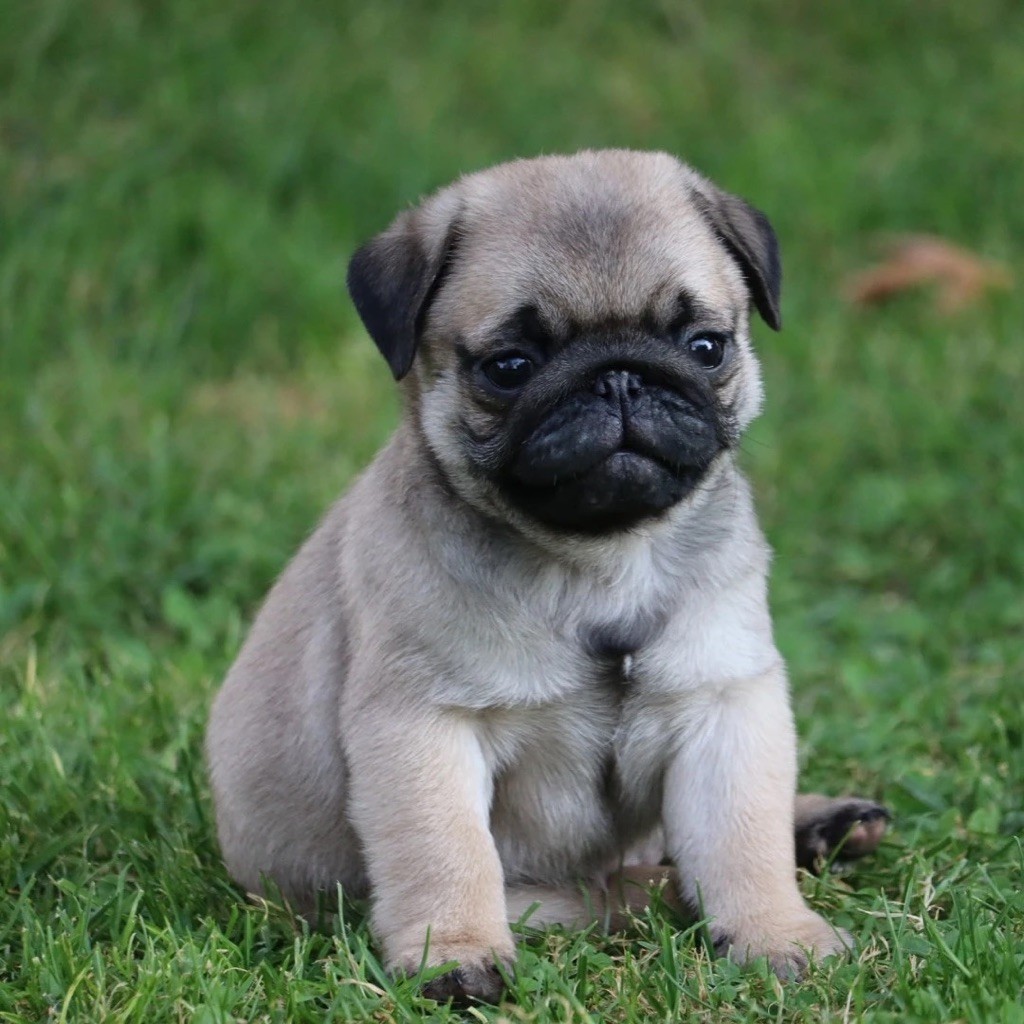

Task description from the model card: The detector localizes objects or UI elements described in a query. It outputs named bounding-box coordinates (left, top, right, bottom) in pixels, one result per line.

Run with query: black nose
left=593, top=368, right=643, bottom=401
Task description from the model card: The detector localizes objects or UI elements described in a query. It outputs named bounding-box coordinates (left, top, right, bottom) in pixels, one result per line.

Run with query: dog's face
left=347, top=151, right=781, bottom=534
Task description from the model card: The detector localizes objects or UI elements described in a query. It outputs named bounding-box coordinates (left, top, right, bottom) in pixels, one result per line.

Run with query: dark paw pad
left=421, top=962, right=507, bottom=1006
left=795, top=797, right=891, bottom=873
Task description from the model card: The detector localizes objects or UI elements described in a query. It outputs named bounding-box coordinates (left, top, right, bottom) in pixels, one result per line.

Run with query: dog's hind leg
left=794, top=793, right=890, bottom=873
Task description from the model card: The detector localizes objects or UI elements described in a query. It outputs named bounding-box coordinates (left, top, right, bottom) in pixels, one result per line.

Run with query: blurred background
left=1, top=1, right=1021, bottom=1018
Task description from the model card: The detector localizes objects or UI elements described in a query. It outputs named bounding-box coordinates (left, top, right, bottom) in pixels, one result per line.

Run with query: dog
left=206, top=150, right=888, bottom=1005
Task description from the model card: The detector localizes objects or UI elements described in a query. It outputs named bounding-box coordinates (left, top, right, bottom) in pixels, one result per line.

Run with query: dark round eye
left=481, top=352, right=535, bottom=391
left=688, top=335, right=726, bottom=369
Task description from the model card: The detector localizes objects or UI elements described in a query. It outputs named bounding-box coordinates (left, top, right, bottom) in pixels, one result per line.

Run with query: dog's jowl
left=206, top=150, right=887, bottom=1005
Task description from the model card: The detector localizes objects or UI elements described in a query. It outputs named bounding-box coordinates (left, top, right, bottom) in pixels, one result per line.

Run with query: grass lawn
left=2, top=1, right=1022, bottom=1020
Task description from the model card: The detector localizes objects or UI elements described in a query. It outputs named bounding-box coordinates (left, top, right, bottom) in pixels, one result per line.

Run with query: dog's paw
left=714, top=911, right=852, bottom=978
left=389, top=937, right=515, bottom=1006
left=794, top=794, right=890, bottom=873
left=420, top=957, right=510, bottom=1006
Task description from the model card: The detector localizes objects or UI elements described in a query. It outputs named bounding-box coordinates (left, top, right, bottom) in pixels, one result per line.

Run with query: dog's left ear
left=346, top=200, right=462, bottom=380
left=691, top=187, right=782, bottom=331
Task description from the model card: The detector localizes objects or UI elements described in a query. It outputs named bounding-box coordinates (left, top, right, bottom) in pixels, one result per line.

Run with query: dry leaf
left=844, top=234, right=1011, bottom=313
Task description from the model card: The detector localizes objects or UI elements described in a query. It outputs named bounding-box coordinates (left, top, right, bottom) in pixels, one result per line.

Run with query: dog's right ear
left=346, top=201, right=462, bottom=381
left=687, top=180, right=783, bottom=332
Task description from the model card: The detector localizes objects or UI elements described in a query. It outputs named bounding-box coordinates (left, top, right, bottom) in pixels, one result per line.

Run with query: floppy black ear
left=346, top=211, right=461, bottom=380
left=692, top=188, right=782, bottom=331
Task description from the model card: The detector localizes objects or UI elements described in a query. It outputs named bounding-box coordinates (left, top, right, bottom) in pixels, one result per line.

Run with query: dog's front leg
left=662, top=666, right=851, bottom=976
left=344, top=704, right=513, bottom=1004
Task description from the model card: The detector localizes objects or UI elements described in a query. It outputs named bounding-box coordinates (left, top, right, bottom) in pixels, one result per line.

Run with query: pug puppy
left=206, top=150, right=888, bottom=1005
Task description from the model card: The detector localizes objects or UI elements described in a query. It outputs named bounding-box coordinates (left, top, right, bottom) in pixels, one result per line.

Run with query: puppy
left=206, top=150, right=888, bottom=1004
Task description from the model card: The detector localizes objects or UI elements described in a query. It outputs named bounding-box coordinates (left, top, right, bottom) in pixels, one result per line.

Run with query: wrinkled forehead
left=433, top=168, right=746, bottom=343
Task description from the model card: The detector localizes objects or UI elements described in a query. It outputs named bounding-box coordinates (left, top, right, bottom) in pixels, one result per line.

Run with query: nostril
left=593, top=368, right=644, bottom=401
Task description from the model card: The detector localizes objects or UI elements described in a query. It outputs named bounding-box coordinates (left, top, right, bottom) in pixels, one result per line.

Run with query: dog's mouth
left=499, top=371, right=724, bottom=533
left=504, top=449, right=708, bottom=533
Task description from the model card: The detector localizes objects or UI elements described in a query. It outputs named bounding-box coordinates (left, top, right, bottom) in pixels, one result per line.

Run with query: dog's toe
left=714, top=912, right=853, bottom=978
left=421, top=961, right=507, bottom=1006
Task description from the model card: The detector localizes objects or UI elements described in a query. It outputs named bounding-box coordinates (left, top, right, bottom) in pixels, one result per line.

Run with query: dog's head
left=347, top=150, right=780, bottom=535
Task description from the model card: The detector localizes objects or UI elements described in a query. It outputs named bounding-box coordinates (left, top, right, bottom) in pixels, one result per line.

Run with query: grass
left=2, top=0, right=1023, bottom=1020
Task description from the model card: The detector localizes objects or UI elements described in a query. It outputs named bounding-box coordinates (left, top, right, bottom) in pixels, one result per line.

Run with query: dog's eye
left=481, top=352, right=535, bottom=391
left=688, top=335, right=726, bottom=369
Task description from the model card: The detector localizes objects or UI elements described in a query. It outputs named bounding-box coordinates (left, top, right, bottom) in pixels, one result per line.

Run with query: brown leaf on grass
left=843, top=234, right=1012, bottom=313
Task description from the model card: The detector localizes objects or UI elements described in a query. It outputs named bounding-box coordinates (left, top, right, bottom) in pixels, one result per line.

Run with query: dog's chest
left=445, top=549, right=681, bottom=868
left=476, top=618, right=672, bottom=870
left=454, top=542, right=672, bottom=700
left=453, top=595, right=661, bottom=709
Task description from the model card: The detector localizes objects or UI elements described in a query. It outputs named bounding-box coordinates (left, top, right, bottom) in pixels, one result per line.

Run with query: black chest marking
left=582, top=610, right=667, bottom=687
